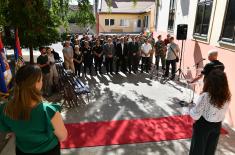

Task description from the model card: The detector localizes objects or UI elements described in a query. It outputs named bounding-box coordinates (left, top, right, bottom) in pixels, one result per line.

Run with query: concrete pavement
left=59, top=72, right=235, bottom=155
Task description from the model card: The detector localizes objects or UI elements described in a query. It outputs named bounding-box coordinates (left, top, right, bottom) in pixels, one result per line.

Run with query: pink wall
left=154, top=31, right=235, bottom=129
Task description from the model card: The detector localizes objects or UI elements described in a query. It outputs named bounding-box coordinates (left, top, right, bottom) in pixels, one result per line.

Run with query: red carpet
left=61, top=115, right=228, bottom=149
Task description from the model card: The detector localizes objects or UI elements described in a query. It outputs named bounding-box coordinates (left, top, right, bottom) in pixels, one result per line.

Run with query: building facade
left=97, top=0, right=156, bottom=34
left=156, top=0, right=235, bottom=128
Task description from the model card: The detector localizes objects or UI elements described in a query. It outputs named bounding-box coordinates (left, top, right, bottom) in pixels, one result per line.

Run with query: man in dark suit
left=128, top=36, right=139, bottom=74
left=103, top=38, right=116, bottom=75
left=115, top=37, right=128, bottom=74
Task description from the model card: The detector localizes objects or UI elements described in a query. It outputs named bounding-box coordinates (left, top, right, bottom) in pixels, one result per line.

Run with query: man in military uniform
left=155, top=35, right=166, bottom=71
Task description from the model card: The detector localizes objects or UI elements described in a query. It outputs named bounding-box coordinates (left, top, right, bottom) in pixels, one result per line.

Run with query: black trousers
left=164, top=59, right=176, bottom=77
left=189, top=117, right=221, bottom=155
left=74, top=62, right=82, bottom=76
left=141, top=57, right=150, bottom=72
left=16, top=143, right=60, bottom=155
left=116, top=57, right=127, bottom=73
left=83, top=60, right=92, bottom=75
left=94, top=56, right=103, bottom=73
left=105, top=57, right=113, bottom=73
left=127, top=56, right=138, bottom=73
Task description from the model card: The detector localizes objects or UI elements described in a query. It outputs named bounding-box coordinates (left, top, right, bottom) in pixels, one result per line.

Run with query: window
left=221, top=0, right=235, bottom=43
left=120, top=19, right=129, bottom=27
left=144, top=16, right=149, bottom=28
left=194, top=0, right=213, bottom=37
left=110, top=19, right=115, bottom=26
left=168, top=0, right=176, bottom=31
left=137, top=19, right=141, bottom=27
left=105, top=19, right=115, bottom=26
left=105, top=19, right=109, bottom=26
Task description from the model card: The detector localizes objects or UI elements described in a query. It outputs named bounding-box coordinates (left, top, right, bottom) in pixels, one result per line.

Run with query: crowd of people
left=36, top=33, right=180, bottom=97
left=62, top=33, right=180, bottom=79
left=0, top=32, right=231, bottom=155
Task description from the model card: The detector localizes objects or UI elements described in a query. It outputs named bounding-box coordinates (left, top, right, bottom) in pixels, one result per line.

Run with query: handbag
left=170, top=46, right=179, bottom=62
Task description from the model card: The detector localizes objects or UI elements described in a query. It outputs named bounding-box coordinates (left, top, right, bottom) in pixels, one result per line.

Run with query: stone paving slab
left=61, top=73, right=195, bottom=124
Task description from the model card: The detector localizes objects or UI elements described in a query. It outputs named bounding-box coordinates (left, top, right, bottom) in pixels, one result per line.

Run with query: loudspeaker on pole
left=177, top=24, right=188, bottom=40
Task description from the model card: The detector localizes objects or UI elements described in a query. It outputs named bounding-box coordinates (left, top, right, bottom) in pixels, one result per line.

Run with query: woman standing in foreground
left=0, top=65, right=67, bottom=155
left=189, top=69, right=231, bottom=155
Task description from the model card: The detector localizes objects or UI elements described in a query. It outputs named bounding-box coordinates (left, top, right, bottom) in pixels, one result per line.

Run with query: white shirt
left=48, top=54, right=55, bottom=64
left=166, top=43, right=179, bottom=60
left=121, top=43, right=124, bottom=55
left=190, top=92, right=229, bottom=122
left=141, top=43, right=152, bottom=57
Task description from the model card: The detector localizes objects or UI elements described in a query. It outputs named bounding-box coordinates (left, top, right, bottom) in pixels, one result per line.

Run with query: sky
left=69, top=0, right=94, bottom=5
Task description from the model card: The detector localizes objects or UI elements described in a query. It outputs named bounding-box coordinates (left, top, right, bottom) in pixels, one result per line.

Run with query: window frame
left=193, top=0, right=214, bottom=38
left=220, top=0, right=235, bottom=44
left=137, top=19, right=141, bottom=28
left=144, top=16, right=149, bottom=28
left=120, top=19, right=129, bottom=27
left=105, top=19, right=109, bottom=26
left=167, top=0, right=176, bottom=31
left=104, top=19, right=115, bottom=26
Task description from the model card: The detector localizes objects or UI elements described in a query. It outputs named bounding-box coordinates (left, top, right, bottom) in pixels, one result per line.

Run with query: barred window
left=221, top=0, right=235, bottom=43
left=168, top=0, right=176, bottom=31
left=194, top=0, right=213, bottom=37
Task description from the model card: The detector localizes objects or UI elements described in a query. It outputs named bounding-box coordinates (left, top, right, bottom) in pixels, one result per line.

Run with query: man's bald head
left=208, top=49, right=218, bottom=61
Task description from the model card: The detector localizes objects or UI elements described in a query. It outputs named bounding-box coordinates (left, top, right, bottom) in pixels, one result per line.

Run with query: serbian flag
left=0, top=34, right=12, bottom=94
left=14, top=28, right=24, bottom=72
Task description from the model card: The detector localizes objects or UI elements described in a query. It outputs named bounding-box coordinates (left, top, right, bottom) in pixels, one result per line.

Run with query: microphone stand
left=193, top=58, right=205, bottom=68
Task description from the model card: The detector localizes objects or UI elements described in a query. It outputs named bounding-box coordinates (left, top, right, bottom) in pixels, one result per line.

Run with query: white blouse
left=190, top=92, right=229, bottom=122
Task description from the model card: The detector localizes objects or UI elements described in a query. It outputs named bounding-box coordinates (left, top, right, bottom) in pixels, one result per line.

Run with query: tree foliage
left=76, top=0, right=96, bottom=27
left=6, top=0, right=61, bottom=47
left=1, top=0, right=63, bottom=63
left=0, top=0, right=8, bottom=26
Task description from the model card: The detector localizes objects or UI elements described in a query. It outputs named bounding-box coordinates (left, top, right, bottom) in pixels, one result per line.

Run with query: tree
left=3, top=0, right=61, bottom=64
left=0, top=0, right=8, bottom=26
left=75, top=0, right=96, bottom=27
left=0, top=0, right=159, bottom=64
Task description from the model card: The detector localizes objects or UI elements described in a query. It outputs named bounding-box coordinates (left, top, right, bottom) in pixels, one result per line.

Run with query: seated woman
left=189, top=69, right=231, bottom=155
left=0, top=65, right=67, bottom=155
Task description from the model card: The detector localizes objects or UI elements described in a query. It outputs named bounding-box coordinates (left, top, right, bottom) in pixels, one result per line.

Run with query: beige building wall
left=98, top=6, right=156, bottom=33
left=99, top=14, right=144, bottom=33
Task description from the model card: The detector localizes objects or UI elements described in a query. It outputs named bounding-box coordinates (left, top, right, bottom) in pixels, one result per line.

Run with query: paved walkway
left=59, top=72, right=235, bottom=155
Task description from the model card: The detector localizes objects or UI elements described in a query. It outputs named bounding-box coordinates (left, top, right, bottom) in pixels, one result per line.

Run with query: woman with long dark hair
left=0, top=65, right=67, bottom=155
left=189, top=69, right=231, bottom=155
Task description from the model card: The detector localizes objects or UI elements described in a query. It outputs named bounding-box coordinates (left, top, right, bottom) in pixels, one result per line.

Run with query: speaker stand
left=175, top=40, right=186, bottom=81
